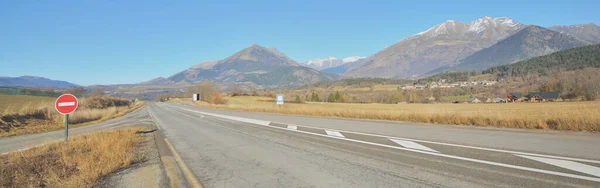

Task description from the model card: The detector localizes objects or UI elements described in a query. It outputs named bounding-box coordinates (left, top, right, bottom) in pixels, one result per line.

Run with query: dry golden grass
left=0, top=95, right=55, bottom=113
left=0, top=129, right=143, bottom=188
left=196, top=96, right=600, bottom=132
left=0, top=96, right=144, bottom=137
left=372, top=84, right=402, bottom=91
left=328, top=85, right=401, bottom=92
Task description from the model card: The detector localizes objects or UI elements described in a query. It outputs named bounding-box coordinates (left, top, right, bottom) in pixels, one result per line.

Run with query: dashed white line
left=517, top=155, right=600, bottom=177
left=325, top=130, right=344, bottom=137
left=389, top=138, right=439, bottom=153
left=281, top=122, right=600, bottom=164
left=177, top=107, right=270, bottom=126
left=287, top=125, right=297, bottom=130
left=170, top=105, right=600, bottom=183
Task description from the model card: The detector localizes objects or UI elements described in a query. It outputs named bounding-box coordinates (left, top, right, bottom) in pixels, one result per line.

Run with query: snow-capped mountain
left=413, top=16, right=523, bottom=42
left=302, top=56, right=364, bottom=70
left=345, top=16, right=525, bottom=78
left=342, top=56, right=364, bottom=63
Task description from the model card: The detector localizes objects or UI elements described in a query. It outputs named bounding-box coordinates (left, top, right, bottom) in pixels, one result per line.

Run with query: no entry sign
left=55, top=94, right=78, bottom=115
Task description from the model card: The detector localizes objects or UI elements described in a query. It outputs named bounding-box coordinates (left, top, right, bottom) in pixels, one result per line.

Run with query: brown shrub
left=80, top=96, right=131, bottom=109
left=210, top=93, right=226, bottom=104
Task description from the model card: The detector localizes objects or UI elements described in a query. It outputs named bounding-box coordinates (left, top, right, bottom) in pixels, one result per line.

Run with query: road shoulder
left=98, top=126, right=170, bottom=188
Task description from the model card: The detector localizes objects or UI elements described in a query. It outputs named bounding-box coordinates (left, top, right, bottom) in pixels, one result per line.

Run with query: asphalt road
left=148, top=102, right=600, bottom=188
left=2, top=102, right=599, bottom=187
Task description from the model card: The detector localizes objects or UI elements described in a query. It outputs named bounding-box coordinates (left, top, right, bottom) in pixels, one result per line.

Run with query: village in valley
left=401, top=79, right=498, bottom=90
left=399, top=79, right=561, bottom=104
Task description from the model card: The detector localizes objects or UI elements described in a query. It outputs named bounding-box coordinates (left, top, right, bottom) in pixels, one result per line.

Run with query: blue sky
left=1, top=0, right=598, bottom=86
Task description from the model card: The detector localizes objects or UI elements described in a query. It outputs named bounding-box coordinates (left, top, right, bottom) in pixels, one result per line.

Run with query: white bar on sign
left=58, top=102, right=75, bottom=107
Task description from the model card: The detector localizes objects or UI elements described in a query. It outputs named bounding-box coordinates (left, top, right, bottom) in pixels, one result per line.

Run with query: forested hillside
left=482, top=44, right=600, bottom=77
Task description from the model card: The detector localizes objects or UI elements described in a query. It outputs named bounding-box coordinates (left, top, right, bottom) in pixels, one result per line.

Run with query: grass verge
left=193, top=96, right=600, bottom=132
left=0, top=129, right=143, bottom=187
left=0, top=95, right=145, bottom=137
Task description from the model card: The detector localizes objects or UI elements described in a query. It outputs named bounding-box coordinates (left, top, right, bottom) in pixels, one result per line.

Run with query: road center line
left=325, top=130, right=344, bottom=137
left=174, top=105, right=600, bottom=164
left=171, top=105, right=600, bottom=183
left=277, top=123, right=600, bottom=164
left=517, top=155, right=600, bottom=178
left=389, top=138, right=439, bottom=153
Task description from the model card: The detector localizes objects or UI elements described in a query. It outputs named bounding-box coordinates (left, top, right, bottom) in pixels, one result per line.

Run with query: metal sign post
left=65, top=114, right=69, bottom=141
left=55, top=94, right=79, bottom=142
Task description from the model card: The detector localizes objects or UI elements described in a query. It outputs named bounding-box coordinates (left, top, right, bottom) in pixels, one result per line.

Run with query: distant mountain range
left=0, top=76, right=78, bottom=87
left=549, top=23, right=600, bottom=44
left=141, top=44, right=338, bottom=88
left=430, top=25, right=590, bottom=73
left=7, top=16, right=599, bottom=91
left=343, top=16, right=526, bottom=78
left=300, top=56, right=364, bottom=71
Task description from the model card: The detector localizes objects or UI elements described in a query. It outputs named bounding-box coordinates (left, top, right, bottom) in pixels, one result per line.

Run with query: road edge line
left=172, top=105, right=600, bottom=183
left=152, top=128, right=186, bottom=188
left=148, top=105, right=201, bottom=188
left=175, top=105, right=600, bottom=164
left=163, top=138, right=203, bottom=188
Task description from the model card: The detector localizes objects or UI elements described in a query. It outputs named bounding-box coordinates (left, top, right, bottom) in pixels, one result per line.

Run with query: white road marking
left=389, top=138, right=439, bottom=153
left=325, top=130, right=344, bottom=137
left=517, top=155, right=600, bottom=177
left=177, top=107, right=270, bottom=126
left=58, top=102, right=75, bottom=107
left=171, top=105, right=600, bottom=183
left=287, top=125, right=297, bottom=130
left=280, top=123, right=600, bottom=164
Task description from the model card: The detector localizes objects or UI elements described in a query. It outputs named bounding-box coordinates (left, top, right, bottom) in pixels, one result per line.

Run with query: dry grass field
left=0, top=95, right=55, bottom=113
left=0, top=95, right=144, bottom=137
left=194, top=96, right=600, bottom=132
left=0, top=129, right=143, bottom=187
left=329, top=84, right=401, bottom=92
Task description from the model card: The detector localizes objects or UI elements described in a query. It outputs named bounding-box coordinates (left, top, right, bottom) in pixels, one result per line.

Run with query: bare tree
left=91, top=88, right=105, bottom=97
left=432, top=89, right=442, bottom=102
left=229, top=85, right=244, bottom=96
left=187, top=81, right=221, bottom=102
left=65, top=87, right=86, bottom=97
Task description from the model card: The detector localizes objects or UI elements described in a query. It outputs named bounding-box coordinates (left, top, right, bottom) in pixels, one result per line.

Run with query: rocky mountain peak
left=221, top=44, right=297, bottom=66
left=346, top=16, right=526, bottom=78
left=549, top=23, right=600, bottom=43
left=416, top=16, right=522, bottom=38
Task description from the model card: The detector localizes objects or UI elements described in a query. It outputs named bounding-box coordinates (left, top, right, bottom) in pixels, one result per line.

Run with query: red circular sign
left=55, top=94, right=79, bottom=115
